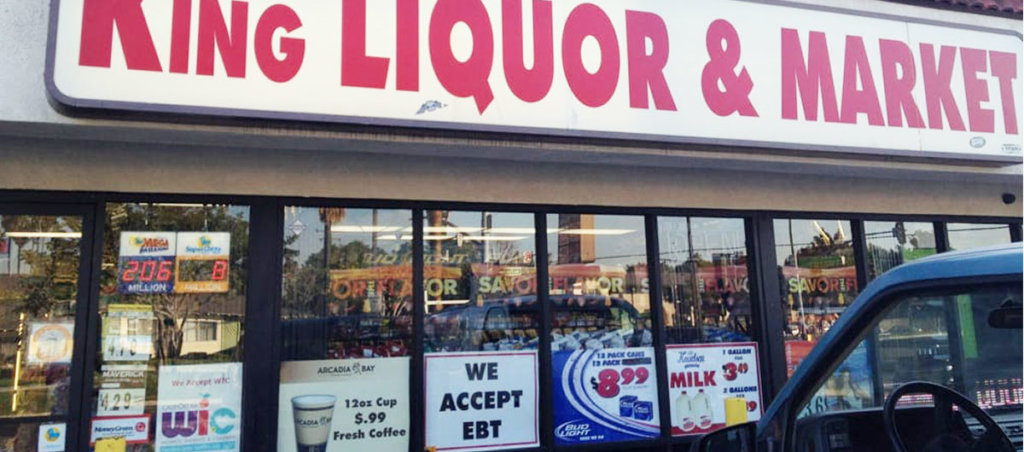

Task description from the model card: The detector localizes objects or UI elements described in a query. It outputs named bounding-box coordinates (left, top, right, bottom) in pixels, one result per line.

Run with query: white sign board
left=48, top=0, right=1022, bottom=161
left=277, top=357, right=411, bottom=452
left=666, top=342, right=763, bottom=436
left=425, top=351, right=539, bottom=451
left=156, top=363, right=243, bottom=452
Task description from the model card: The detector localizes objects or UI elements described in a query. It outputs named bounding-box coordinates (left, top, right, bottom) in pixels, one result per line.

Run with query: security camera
left=1002, top=193, right=1016, bottom=205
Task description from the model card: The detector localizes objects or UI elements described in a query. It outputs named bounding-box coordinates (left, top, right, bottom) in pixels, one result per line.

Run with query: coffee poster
left=277, top=358, right=410, bottom=452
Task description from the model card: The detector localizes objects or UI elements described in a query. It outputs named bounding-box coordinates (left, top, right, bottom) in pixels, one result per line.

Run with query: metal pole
left=788, top=219, right=805, bottom=339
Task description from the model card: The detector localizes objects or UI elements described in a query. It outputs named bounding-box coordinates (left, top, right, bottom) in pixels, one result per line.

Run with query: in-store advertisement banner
left=156, top=363, right=243, bottom=452
left=48, top=0, right=1022, bottom=161
left=665, top=343, right=762, bottom=436
left=425, top=352, right=539, bottom=451
left=277, top=357, right=410, bottom=452
left=553, top=347, right=659, bottom=445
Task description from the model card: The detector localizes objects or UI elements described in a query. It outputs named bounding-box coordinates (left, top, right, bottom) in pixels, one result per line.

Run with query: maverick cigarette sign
left=48, top=0, right=1021, bottom=160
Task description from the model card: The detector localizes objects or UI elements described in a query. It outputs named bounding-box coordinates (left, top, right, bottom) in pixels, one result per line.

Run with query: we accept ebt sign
left=425, top=352, right=538, bottom=451
left=48, top=0, right=1021, bottom=159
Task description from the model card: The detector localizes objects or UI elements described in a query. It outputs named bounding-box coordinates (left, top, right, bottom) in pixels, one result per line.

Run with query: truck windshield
left=799, top=282, right=1022, bottom=417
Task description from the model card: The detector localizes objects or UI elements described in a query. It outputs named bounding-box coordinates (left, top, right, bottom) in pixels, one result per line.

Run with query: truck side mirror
left=689, top=422, right=756, bottom=452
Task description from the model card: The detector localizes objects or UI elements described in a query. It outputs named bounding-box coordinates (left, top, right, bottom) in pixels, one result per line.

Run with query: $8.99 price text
left=593, top=367, right=651, bottom=398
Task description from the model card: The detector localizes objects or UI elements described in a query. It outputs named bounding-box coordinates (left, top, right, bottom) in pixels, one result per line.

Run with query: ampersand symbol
left=701, top=19, right=758, bottom=117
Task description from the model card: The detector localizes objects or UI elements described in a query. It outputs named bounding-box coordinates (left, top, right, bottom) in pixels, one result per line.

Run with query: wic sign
left=48, top=0, right=1022, bottom=161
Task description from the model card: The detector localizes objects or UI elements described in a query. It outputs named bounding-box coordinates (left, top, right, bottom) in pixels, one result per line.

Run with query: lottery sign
left=117, top=232, right=230, bottom=294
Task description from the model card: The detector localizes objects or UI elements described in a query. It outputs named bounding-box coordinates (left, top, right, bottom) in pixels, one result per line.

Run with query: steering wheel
left=882, top=381, right=1014, bottom=452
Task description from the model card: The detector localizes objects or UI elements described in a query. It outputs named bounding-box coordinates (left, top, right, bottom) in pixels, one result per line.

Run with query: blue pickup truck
left=693, top=243, right=1023, bottom=452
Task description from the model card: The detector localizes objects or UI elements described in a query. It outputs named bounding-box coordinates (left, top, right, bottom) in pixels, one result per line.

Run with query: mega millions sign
left=48, top=0, right=1022, bottom=160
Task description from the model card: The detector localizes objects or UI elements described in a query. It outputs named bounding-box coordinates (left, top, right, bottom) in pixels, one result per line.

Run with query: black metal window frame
left=0, top=191, right=1019, bottom=452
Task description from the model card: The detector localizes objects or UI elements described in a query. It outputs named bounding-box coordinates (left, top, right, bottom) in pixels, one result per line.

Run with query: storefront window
left=422, top=211, right=539, bottom=451
left=946, top=223, right=1012, bottom=251
left=90, top=203, right=249, bottom=451
left=279, top=207, right=412, bottom=452
left=864, top=221, right=936, bottom=281
left=659, top=217, right=751, bottom=344
left=658, top=217, right=762, bottom=437
left=547, top=214, right=659, bottom=446
left=775, top=219, right=858, bottom=378
left=0, top=215, right=81, bottom=451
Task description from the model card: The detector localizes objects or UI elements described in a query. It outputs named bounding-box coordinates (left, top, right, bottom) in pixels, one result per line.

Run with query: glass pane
left=958, top=288, right=1023, bottom=412
left=90, top=203, right=249, bottom=451
left=659, top=217, right=751, bottom=344
left=864, top=221, right=936, bottom=281
left=548, top=214, right=660, bottom=446
left=775, top=219, right=858, bottom=378
left=658, top=217, right=763, bottom=437
left=0, top=421, right=68, bottom=451
left=0, top=216, right=80, bottom=423
left=423, top=211, right=539, bottom=451
left=279, top=207, right=412, bottom=452
left=947, top=223, right=1012, bottom=251
left=799, top=282, right=1022, bottom=418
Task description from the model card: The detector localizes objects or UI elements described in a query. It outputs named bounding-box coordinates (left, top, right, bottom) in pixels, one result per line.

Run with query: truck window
left=799, top=282, right=1023, bottom=418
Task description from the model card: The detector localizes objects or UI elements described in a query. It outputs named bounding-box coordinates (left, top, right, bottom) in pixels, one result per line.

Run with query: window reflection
left=548, top=214, right=652, bottom=348
left=947, top=223, right=1012, bottom=251
left=281, top=208, right=413, bottom=360
left=864, top=221, right=936, bottom=281
left=423, top=211, right=538, bottom=352
left=0, top=215, right=80, bottom=426
left=659, top=217, right=750, bottom=344
left=775, top=219, right=858, bottom=378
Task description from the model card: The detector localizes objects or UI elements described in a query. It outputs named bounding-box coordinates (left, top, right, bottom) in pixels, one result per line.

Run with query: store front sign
left=48, top=0, right=1021, bottom=161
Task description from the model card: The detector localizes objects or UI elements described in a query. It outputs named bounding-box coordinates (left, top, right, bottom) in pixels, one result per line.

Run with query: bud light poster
left=156, top=363, right=242, bottom=452
left=552, top=347, right=660, bottom=445
left=666, top=343, right=762, bottom=436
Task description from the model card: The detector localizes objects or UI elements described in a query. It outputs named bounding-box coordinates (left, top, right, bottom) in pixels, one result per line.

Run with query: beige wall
left=0, top=134, right=1019, bottom=218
